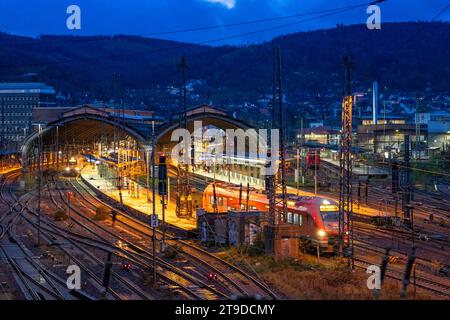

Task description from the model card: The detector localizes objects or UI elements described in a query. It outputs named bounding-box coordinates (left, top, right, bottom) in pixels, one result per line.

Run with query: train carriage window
left=293, top=214, right=300, bottom=226
left=294, top=214, right=302, bottom=226
left=218, top=197, right=223, bottom=206
left=287, top=212, right=293, bottom=224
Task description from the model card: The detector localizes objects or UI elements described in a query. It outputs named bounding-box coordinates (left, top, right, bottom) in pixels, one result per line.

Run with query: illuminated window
left=287, top=212, right=293, bottom=224
left=293, top=214, right=302, bottom=226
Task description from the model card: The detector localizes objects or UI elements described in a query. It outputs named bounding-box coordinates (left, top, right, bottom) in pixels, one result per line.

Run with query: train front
left=315, top=199, right=341, bottom=253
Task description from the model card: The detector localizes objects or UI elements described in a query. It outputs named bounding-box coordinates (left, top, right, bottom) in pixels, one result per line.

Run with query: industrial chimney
left=373, top=81, right=378, bottom=125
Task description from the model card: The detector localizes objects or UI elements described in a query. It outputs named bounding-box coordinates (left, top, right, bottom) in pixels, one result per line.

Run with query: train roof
left=205, top=182, right=337, bottom=207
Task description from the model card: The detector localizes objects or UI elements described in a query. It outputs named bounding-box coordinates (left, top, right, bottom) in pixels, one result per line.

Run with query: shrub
left=164, top=245, right=180, bottom=259
left=93, top=206, right=111, bottom=221
left=54, top=209, right=68, bottom=221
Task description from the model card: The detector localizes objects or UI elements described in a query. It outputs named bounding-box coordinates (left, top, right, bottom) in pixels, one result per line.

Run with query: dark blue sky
left=0, top=0, right=449, bottom=44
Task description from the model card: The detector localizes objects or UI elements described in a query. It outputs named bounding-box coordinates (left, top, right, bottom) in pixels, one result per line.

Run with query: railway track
left=0, top=172, right=74, bottom=300
left=1, top=171, right=150, bottom=300
left=72, top=174, right=278, bottom=299
left=47, top=175, right=231, bottom=300
left=353, top=257, right=450, bottom=298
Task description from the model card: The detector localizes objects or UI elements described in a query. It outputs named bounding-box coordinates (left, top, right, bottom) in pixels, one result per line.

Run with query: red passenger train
left=305, top=149, right=320, bottom=168
left=202, top=182, right=344, bottom=253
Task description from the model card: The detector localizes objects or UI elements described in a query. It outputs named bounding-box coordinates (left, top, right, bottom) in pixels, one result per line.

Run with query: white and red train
left=202, top=182, right=344, bottom=253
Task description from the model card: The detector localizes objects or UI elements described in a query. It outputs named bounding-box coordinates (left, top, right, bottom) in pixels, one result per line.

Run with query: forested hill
left=0, top=22, right=449, bottom=95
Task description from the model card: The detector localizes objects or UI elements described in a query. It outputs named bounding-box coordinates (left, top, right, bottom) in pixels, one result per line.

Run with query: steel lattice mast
left=338, top=54, right=354, bottom=268
left=176, top=55, right=193, bottom=218
left=268, top=46, right=288, bottom=225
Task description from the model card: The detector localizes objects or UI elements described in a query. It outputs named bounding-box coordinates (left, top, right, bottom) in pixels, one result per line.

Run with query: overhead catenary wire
left=0, top=1, right=378, bottom=70
left=0, top=1, right=379, bottom=49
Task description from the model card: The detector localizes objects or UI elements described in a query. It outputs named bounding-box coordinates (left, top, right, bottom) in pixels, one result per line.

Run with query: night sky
left=0, top=0, right=449, bottom=44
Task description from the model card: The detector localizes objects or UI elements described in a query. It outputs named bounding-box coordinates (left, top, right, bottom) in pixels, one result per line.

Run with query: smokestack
left=373, top=81, right=378, bottom=125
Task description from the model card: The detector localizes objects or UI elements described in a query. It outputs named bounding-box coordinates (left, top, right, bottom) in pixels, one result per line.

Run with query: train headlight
left=317, top=229, right=327, bottom=237
left=65, top=167, right=70, bottom=172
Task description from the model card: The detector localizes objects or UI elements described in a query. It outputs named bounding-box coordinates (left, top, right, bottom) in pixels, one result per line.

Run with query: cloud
left=203, top=0, right=236, bottom=9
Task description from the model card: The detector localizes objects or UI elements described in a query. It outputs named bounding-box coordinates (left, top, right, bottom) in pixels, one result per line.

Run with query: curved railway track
left=1, top=171, right=154, bottom=300
left=61, top=174, right=278, bottom=299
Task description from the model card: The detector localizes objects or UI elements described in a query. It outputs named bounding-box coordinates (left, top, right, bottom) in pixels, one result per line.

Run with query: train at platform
left=202, top=182, right=345, bottom=253
left=305, top=149, right=321, bottom=169
left=64, top=157, right=80, bottom=177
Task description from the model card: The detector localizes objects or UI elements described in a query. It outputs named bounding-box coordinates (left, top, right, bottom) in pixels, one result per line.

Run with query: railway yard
left=1, top=160, right=449, bottom=300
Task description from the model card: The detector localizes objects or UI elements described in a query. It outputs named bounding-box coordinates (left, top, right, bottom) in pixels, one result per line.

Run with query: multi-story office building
left=416, top=112, right=450, bottom=150
left=0, top=82, right=55, bottom=151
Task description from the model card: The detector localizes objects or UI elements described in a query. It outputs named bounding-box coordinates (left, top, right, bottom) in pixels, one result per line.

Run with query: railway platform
left=322, top=158, right=389, bottom=178
left=80, top=166, right=197, bottom=231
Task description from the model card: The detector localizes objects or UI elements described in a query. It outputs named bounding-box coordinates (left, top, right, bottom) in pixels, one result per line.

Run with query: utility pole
left=102, top=252, right=113, bottom=299
left=314, top=149, right=318, bottom=196
left=357, top=180, right=361, bottom=210
left=338, top=53, right=354, bottom=269
left=176, top=55, right=192, bottom=218
left=300, top=117, right=305, bottom=186
left=402, top=135, right=413, bottom=223
left=113, top=73, right=124, bottom=204
left=400, top=246, right=416, bottom=299
left=246, top=183, right=250, bottom=213
left=392, top=160, right=399, bottom=219
left=158, top=155, right=167, bottom=247
left=36, top=124, right=43, bottom=247
left=151, top=121, right=157, bottom=284
left=1, top=97, right=4, bottom=151
left=239, top=183, right=243, bottom=209
left=212, top=182, right=218, bottom=214
left=296, top=136, right=300, bottom=196
left=263, top=47, right=287, bottom=255
left=56, top=126, right=59, bottom=174
left=271, top=46, right=288, bottom=225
